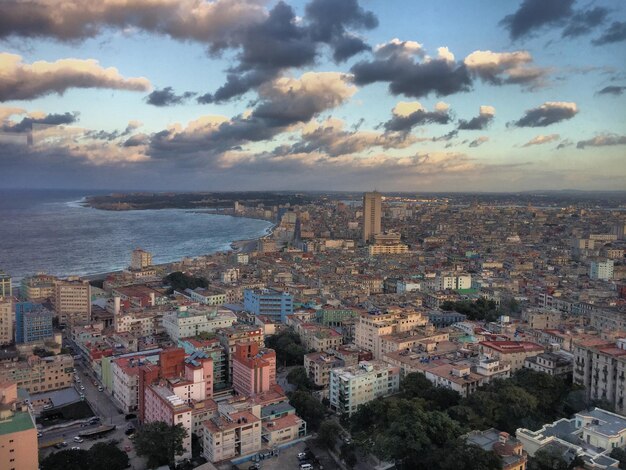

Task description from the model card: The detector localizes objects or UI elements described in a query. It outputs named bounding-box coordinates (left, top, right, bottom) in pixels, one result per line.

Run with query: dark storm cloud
left=305, top=0, right=378, bottom=62
left=2, top=112, right=78, bottom=133
left=510, top=102, right=578, bottom=128
left=351, top=54, right=472, bottom=99
left=593, top=21, right=626, bottom=45
left=383, top=108, right=452, bottom=133
left=198, top=0, right=377, bottom=103
left=596, top=85, right=626, bottom=96
left=500, top=0, right=574, bottom=40
left=562, top=7, right=608, bottom=38
left=147, top=87, right=196, bottom=107
left=577, top=134, right=626, bottom=149
left=457, top=107, right=495, bottom=130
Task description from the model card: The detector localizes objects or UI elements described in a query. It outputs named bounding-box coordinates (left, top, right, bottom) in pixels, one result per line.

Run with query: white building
left=183, top=288, right=227, bottom=306
left=589, top=259, right=614, bottom=281
left=220, top=268, right=240, bottom=284
left=329, top=361, right=400, bottom=416
left=516, top=408, right=626, bottom=469
left=162, top=307, right=237, bottom=342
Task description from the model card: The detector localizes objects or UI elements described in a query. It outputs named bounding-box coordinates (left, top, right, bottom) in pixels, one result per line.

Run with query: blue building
left=243, top=288, right=293, bottom=323
left=15, top=301, right=53, bottom=343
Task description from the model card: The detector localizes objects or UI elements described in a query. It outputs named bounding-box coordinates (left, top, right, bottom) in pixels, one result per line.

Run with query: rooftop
left=0, top=410, right=35, bottom=436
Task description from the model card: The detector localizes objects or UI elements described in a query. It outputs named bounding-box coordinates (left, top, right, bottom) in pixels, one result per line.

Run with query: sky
left=0, top=0, right=625, bottom=192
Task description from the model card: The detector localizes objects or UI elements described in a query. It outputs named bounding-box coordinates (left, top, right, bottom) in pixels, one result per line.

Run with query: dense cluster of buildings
left=0, top=194, right=624, bottom=469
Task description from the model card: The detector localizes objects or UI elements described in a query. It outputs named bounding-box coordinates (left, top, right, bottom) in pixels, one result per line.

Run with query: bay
left=0, top=189, right=272, bottom=280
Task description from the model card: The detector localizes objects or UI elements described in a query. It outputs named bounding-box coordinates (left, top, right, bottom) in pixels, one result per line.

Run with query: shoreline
left=10, top=201, right=275, bottom=284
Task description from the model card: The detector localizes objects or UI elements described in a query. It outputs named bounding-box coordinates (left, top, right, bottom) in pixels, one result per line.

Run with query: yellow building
left=0, top=382, right=38, bottom=470
left=362, top=191, right=382, bottom=243
left=355, top=310, right=428, bottom=359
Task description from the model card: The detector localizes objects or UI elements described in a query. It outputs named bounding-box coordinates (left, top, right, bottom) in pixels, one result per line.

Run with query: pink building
left=0, top=382, right=38, bottom=470
left=232, top=343, right=276, bottom=397
left=143, top=354, right=214, bottom=463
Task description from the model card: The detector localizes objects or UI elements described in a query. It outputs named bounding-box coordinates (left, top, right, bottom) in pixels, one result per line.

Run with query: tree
left=287, top=366, right=313, bottom=391
left=265, top=329, right=306, bottom=366
left=528, top=447, right=569, bottom=470
left=318, top=419, right=342, bottom=449
left=88, top=441, right=130, bottom=470
left=41, top=449, right=90, bottom=470
left=425, top=441, right=502, bottom=470
left=289, top=390, right=326, bottom=431
left=164, top=272, right=208, bottom=294
left=134, top=421, right=188, bottom=469
left=610, top=447, right=626, bottom=470
left=340, top=442, right=358, bottom=468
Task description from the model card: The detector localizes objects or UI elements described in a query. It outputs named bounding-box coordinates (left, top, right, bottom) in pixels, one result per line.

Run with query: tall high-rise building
left=53, top=279, right=91, bottom=325
left=0, top=297, right=13, bottom=346
left=130, top=248, right=153, bottom=270
left=362, top=191, right=382, bottom=243
left=0, top=272, right=11, bottom=298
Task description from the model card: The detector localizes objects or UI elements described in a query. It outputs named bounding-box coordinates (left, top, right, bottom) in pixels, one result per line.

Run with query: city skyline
left=0, top=0, right=625, bottom=191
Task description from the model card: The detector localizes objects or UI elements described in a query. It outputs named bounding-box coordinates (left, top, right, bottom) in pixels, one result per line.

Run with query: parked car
left=71, top=446, right=80, bottom=451
left=73, top=436, right=84, bottom=443
left=89, top=417, right=100, bottom=425
left=298, top=452, right=307, bottom=460
left=125, top=427, right=135, bottom=436
left=37, top=432, right=42, bottom=438
left=98, top=386, right=103, bottom=392
left=54, top=441, right=68, bottom=449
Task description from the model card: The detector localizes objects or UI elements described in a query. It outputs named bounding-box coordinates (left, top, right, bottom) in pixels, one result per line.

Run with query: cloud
left=351, top=43, right=472, bottom=98
left=2, top=111, right=79, bottom=133
left=147, top=87, right=197, bottom=107
left=593, top=21, right=626, bottom=45
left=500, top=0, right=575, bottom=40
left=596, top=85, right=626, bottom=96
left=123, top=133, right=150, bottom=147
left=464, top=50, right=549, bottom=89
left=273, top=117, right=417, bottom=158
left=0, top=0, right=268, bottom=45
left=305, top=0, right=378, bottom=62
left=510, top=101, right=578, bottom=127
left=0, top=53, right=150, bottom=101
left=153, top=72, right=357, bottom=160
left=556, top=138, right=573, bottom=149
left=576, top=134, right=626, bottom=149
left=457, top=105, right=496, bottom=130
left=197, top=0, right=377, bottom=103
left=562, top=7, right=608, bottom=38
left=383, top=101, right=452, bottom=132
left=522, top=134, right=560, bottom=147
left=0, top=106, right=26, bottom=122
left=469, top=136, right=489, bottom=147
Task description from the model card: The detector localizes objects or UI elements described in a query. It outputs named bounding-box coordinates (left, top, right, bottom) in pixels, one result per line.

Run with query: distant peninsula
left=84, top=191, right=316, bottom=211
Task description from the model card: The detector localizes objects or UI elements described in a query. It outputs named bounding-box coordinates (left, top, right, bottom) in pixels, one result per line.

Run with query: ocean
left=0, top=189, right=273, bottom=281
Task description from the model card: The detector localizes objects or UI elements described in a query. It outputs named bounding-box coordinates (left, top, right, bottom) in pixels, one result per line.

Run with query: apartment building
left=243, top=288, right=294, bottom=323
left=184, top=287, right=227, bottom=306
left=130, top=248, right=152, bottom=270
left=217, top=325, right=264, bottom=383
left=162, top=307, right=237, bottom=342
left=20, top=273, right=57, bottom=302
left=53, top=279, right=91, bottom=325
left=0, top=382, right=38, bottom=470
left=355, top=310, right=428, bottom=359
left=329, top=361, right=400, bottom=416
left=479, top=341, right=544, bottom=371
left=0, top=297, right=13, bottom=346
left=111, top=355, right=151, bottom=413
left=572, top=338, right=626, bottom=416
left=295, top=322, right=343, bottom=352
left=232, top=342, right=276, bottom=397
left=0, top=272, right=10, bottom=297
left=589, top=259, right=614, bottom=281
left=0, top=354, right=73, bottom=393
left=203, top=407, right=262, bottom=463
left=524, top=352, right=573, bottom=379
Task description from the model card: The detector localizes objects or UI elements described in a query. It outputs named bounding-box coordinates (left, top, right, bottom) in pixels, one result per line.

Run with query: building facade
left=232, top=343, right=276, bottom=397
left=0, top=297, right=13, bottom=346
left=243, top=288, right=293, bottom=323
left=362, top=191, right=382, bottom=243
left=0, top=382, right=38, bottom=470
left=53, top=279, right=91, bottom=325
left=329, top=361, right=400, bottom=416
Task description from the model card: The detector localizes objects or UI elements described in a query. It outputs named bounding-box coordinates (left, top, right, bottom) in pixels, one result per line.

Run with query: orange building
left=0, top=382, right=38, bottom=470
